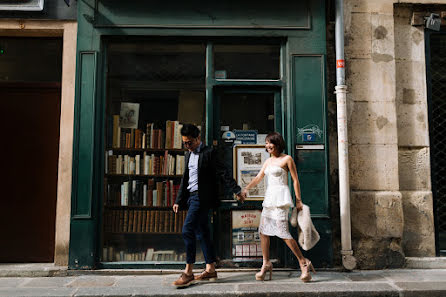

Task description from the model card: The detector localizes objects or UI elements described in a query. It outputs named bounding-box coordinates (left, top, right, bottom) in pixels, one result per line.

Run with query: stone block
left=396, top=86, right=425, bottom=106
left=398, top=148, right=431, bottom=190
left=397, top=102, right=429, bottom=147
left=346, top=58, right=396, bottom=102
left=353, top=237, right=405, bottom=269
left=401, top=191, right=436, bottom=256
left=371, top=14, right=395, bottom=60
left=351, top=191, right=404, bottom=239
left=345, top=0, right=394, bottom=14
left=348, top=101, right=397, bottom=145
left=394, top=8, right=425, bottom=62
left=349, top=144, right=399, bottom=190
left=350, top=190, right=405, bottom=269
left=395, top=60, right=427, bottom=102
left=345, top=12, right=372, bottom=59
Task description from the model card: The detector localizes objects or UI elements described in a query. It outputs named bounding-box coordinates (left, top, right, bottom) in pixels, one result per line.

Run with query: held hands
left=235, top=189, right=248, bottom=203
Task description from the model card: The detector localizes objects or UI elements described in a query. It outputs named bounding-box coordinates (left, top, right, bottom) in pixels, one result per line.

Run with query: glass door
left=212, top=87, right=283, bottom=267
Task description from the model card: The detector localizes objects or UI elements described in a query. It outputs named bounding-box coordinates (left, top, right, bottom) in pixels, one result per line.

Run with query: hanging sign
left=0, top=0, right=44, bottom=11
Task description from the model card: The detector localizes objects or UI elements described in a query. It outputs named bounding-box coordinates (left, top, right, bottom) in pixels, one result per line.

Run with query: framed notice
left=233, top=144, right=270, bottom=200
left=119, top=102, right=139, bottom=129
left=0, top=0, right=44, bottom=11
left=232, top=210, right=262, bottom=260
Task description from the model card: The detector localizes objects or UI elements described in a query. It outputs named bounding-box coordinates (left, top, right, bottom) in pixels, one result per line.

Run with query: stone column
left=344, top=0, right=404, bottom=268
left=394, top=4, right=435, bottom=257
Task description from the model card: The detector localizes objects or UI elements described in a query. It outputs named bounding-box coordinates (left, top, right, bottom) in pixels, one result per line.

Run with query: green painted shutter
left=69, top=51, right=98, bottom=269
left=292, top=55, right=332, bottom=267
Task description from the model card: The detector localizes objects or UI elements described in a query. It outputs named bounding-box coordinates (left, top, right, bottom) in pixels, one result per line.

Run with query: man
left=172, top=124, right=245, bottom=287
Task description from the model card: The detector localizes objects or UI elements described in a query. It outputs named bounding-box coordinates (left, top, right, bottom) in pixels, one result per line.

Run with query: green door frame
left=69, top=0, right=330, bottom=269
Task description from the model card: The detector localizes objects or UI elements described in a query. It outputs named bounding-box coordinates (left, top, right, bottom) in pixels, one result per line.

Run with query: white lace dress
left=258, top=165, right=294, bottom=239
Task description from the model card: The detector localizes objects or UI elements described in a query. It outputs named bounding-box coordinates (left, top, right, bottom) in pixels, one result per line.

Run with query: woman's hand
left=295, top=199, right=303, bottom=212
left=241, top=188, right=249, bottom=199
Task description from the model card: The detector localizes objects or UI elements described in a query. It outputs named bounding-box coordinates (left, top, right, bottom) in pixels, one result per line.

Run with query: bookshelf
left=102, top=115, right=194, bottom=263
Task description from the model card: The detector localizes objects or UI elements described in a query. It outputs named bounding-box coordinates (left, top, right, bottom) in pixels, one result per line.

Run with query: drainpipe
left=335, top=0, right=357, bottom=270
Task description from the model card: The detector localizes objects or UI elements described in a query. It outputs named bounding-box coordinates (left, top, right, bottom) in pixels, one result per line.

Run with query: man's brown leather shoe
left=172, top=273, right=195, bottom=287
left=194, top=270, right=218, bottom=282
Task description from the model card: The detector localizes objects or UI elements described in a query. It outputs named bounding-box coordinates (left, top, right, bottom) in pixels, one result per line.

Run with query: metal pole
left=335, top=0, right=356, bottom=270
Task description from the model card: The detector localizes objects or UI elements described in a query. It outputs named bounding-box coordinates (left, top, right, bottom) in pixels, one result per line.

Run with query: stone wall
left=340, top=0, right=437, bottom=268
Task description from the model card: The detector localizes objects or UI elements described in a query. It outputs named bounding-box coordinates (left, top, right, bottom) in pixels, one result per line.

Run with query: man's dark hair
left=180, top=123, right=200, bottom=138
left=265, top=132, right=286, bottom=153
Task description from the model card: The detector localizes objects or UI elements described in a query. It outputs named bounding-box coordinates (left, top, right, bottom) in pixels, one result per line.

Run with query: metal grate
left=429, top=33, right=446, bottom=253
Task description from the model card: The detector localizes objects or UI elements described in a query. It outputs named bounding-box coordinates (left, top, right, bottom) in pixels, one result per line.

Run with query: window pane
left=103, top=40, right=206, bottom=263
left=216, top=91, right=276, bottom=199
left=214, top=44, right=280, bottom=79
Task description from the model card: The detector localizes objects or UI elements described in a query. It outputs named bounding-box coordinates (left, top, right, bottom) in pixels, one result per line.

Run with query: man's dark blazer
left=175, top=144, right=241, bottom=210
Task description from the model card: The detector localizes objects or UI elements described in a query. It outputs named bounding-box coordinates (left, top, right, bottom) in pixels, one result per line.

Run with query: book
left=119, top=210, right=124, bottom=232
left=159, top=211, right=164, bottom=233
left=173, top=121, right=182, bottom=149
left=147, top=179, right=154, bottom=206
left=123, top=210, right=128, bottom=232
left=132, top=209, right=138, bottom=232
left=128, top=210, right=134, bottom=232
left=135, top=154, right=140, bottom=175
left=145, top=248, right=154, bottom=261
left=136, top=210, right=142, bottom=232
left=135, top=129, right=142, bottom=148
left=143, top=184, right=147, bottom=206
left=153, top=190, right=158, bottom=207
left=112, top=115, right=120, bottom=148
left=145, top=210, right=150, bottom=232
left=149, top=210, right=155, bottom=232
left=154, top=210, right=160, bottom=232
left=169, top=210, right=174, bottom=233
left=165, top=121, right=172, bottom=149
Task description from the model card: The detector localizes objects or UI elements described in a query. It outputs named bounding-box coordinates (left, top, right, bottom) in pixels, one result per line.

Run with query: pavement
left=0, top=266, right=446, bottom=297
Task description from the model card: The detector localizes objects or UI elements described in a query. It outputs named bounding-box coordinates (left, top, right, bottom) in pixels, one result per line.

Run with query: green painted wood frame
left=69, top=0, right=330, bottom=269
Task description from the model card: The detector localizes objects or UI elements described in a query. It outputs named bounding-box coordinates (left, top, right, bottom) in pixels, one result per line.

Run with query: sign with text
left=232, top=210, right=262, bottom=259
left=234, top=130, right=257, bottom=144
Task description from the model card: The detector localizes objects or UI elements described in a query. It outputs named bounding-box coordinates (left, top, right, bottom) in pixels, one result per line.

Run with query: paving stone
left=393, top=281, right=446, bottom=297
left=66, top=276, right=116, bottom=287
left=0, top=287, right=76, bottom=297
left=0, top=277, right=30, bottom=287
left=23, top=277, right=77, bottom=288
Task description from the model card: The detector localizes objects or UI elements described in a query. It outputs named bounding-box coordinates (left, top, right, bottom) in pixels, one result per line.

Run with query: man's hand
left=236, top=193, right=245, bottom=203
left=173, top=204, right=179, bottom=213
left=236, top=189, right=247, bottom=203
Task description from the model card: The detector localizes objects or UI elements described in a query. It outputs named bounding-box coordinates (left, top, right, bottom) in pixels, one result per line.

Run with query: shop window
left=214, top=44, right=280, bottom=79
left=102, top=41, right=206, bottom=263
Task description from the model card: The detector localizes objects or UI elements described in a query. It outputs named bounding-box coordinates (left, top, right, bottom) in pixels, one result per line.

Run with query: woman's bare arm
left=287, top=155, right=303, bottom=210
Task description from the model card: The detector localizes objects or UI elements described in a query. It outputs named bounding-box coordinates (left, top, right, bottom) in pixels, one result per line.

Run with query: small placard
left=234, top=130, right=257, bottom=144
left=302, top=133, right=316, bottom=142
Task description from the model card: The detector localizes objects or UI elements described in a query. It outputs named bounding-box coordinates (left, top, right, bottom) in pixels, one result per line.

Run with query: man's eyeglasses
left=183, top=140, right=194, bottom=146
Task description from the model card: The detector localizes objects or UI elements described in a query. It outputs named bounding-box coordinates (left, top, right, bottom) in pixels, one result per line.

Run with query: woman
left=241, top=132, right=315, bottom=282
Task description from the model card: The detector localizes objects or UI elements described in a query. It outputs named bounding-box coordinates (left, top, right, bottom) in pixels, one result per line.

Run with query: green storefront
left=69, top=0, right=332, bottom=269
